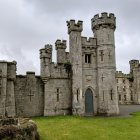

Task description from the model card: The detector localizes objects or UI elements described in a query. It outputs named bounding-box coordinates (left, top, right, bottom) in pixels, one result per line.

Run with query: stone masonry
left=0, top=12, right=139, bottom=117
left=116, top=60, right=140, bottom=105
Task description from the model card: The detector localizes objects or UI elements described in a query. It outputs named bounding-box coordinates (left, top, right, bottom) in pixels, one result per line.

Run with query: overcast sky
left=0, top=0, right=140, bottom=75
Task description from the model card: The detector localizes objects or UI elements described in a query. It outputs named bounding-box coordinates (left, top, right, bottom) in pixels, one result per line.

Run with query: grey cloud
left=0, top=0, right=140, bottom=74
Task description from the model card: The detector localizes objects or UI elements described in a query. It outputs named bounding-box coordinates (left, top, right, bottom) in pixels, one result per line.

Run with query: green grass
left=32, top=112, right=140, bottom=140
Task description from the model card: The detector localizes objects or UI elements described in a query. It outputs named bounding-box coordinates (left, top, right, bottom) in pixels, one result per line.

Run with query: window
left=124, top=95, right=126, bottom=101
left=117, top=86, right=119, bottom=91
left=57, top=93, right=59, bottom=102
left=110, top=89, right=113, bottom=100
left=103, top=90, right=104, bottom=101
left=123, top=86, right=126, bottom=92
left=85, top=54, right=91, bottom=64
left=123, top=79, right=125, bottom=84
left=131, top=94, right=133, bottom=101
left=57, top=88, right=59, bottom=93
left=117, top=79, right=118, bottom=83
left=119, top=94, right=121, bottom=101
left=56, top=88, right=60, bottom=102
left=77, top=89, right=79, bottom=101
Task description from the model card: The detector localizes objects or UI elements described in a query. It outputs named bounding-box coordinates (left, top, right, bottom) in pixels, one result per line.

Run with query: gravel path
left=119, top=105, right=140, bottom=117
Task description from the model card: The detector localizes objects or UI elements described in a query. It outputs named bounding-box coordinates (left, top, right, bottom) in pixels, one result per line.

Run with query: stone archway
left=85, top=88, right=93, bottom=115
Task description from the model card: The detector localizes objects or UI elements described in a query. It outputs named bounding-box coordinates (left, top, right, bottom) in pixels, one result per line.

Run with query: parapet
left=0, top=60, right=8, bottom=63
left=81, top=37, right=97, bottom=47
left=116, top=71, right=131, bottom=78
left=129, top=59, right=140, bottom=72
left=7, top=61, right=17, bottom=65
left=7, top=61, right=17, bottom=80
left=55, top=39, right=67, bottom=50
left=26, top=71, right=35, bottom=78
left=129, top=59, right=139, bottom=65
left=91, top=12, right=116, bottom=32
left=67, top=20, right=83, bottom=34
left=40, top=44, right=52, bottom=59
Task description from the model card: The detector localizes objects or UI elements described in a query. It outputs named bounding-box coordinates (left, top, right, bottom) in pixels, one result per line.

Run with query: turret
left=67, top=20, right=83, bottom=34
left=55, top=40, right=67, bottom=64
left=40, top=44, right=52, bottom=78
left=92, top=12, right=116, bottom=45
left=91, top=12, right=119, bottom=115
left=67, top=20, right=83, bottom=115
left=129, top=60, right=139, bottom=73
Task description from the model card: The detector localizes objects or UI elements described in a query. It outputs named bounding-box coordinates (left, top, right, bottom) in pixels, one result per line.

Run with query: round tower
left=91, top=12, right=119, bottom=115
left=40, top=44, right=52, bottom=79
left=129, top=60, right=139, bottom=73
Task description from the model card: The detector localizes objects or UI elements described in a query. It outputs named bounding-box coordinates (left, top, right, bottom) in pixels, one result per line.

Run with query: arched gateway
left=85, top=88, right=94, bottom=115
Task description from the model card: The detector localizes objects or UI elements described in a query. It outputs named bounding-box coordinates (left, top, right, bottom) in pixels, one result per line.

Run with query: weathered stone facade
left=0, top=12, right=138, bottom=117
left=116, top=60, right=140, bottom=105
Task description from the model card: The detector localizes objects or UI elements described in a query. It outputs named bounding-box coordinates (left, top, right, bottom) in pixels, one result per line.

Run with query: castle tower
left=0, top=61, right=8, bottom=117
left=0, top=61, right=17, bottom=117
left=129, top=60, right=140, bottom=104
left=67, top=20, right=84, bottom=115
left=55, top=40, right=67, bottom=64
left=40, top=44, right=52, bottom=80
left=91, top=12, right=119, bottom=115
left=40, top=45, right=53, bottom=116
left=129, top=60, right=139, bottom=73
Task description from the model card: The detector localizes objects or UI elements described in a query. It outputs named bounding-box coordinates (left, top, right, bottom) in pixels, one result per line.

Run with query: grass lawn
left=32, top=112, right=140, bottom=140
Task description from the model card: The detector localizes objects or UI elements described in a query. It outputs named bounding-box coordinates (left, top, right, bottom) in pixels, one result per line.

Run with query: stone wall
left=44, top=78, right=71, bottom=116
left=15, top=72, right=44, bottom=117
left=116, top=71, right=133, bottom=104
left=1, top=12, right=140, bottom=118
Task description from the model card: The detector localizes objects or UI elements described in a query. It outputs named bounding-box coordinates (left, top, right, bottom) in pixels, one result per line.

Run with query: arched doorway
left=85, top=88, right=93, bottom=115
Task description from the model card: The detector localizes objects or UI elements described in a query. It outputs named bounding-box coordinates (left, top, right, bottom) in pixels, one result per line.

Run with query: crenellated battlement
left=40, top=44, right=52, bottom=59
left=26, top=71, right=35, bottom=76
left=81, top=37, right=97, bottom=47
left=55, top=39, right=67, bottom=50
left=91, top=12, right=116, bottom=32
left=67, top=20, right=83, bottom=34
left=116, top=71, right=131, bottom=78
left=0, top=60, right=17, bottom=80
left=129, top=60, right=139, bottom=66
left=45, top=44, right=52, bottom=52
left=26, top=71, right=36, bottom=80
left=129, top=59, right=140, bottom=72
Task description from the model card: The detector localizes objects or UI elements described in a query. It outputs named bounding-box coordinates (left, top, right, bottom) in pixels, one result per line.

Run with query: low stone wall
left=0, top=118, right=40, bottom=140
left=0, top=118, right=18, bottom=126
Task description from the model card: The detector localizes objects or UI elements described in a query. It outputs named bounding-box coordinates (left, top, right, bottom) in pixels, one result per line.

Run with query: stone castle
left=0, top=12, right=139, bottom=117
